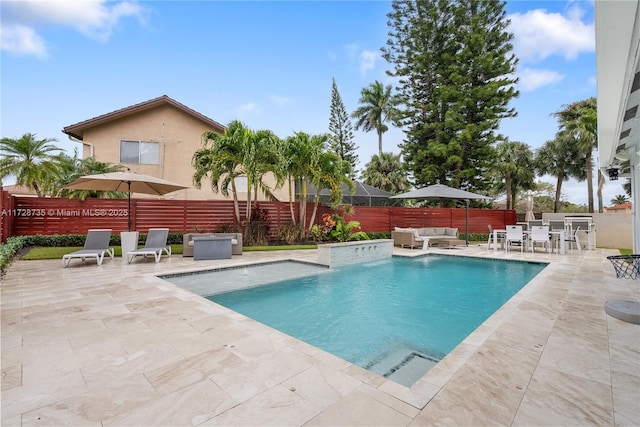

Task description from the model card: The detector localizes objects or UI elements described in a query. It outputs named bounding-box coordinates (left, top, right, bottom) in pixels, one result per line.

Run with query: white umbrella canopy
left=390, top=184, right=491, bottom=246
left=63, top=171, right=188, bottom=231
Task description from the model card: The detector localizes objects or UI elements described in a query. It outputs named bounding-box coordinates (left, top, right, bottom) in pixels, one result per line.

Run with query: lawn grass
left=21, top=244, right=317, bottom=260
left=23, top=244, right=184, bottom=260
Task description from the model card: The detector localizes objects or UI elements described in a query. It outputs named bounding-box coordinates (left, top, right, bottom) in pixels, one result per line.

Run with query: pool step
left=363, top=347, right=441, bottom=387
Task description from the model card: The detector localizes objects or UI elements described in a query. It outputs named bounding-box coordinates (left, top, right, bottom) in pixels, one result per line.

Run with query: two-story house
left=62, top=95, right=287, bottom=201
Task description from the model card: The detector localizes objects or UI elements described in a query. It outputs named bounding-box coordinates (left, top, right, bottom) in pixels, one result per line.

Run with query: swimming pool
left=163, top=255, right=546, bottom=386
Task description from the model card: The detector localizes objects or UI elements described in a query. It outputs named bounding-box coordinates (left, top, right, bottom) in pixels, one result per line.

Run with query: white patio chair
left=570, top=220, right=591, bottom=251
left=62, top=229, right=114, bottom=267
left=505, top=225, right=525, bottom=253
left=565, top=226, right=583, bottom=255
left=487, top=224, right=503, bottom=250
left=527, top=219, right=543, bottom=229
left=530, top=225, right=551, bottom=253
left=127, top=228, right=171, bottom=263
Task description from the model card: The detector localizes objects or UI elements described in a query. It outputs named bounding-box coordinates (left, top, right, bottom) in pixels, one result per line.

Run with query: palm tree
left=283, top=132, right=330, bottom=229
left=351, top=81, right=400, bottom=154
left=0, top=133, right=63, bottom=197
left=553, top=97, right=597, bottom=212
left=494, top=140, right=535, bottom=210
left=282, top=132, right=353, bottom=233
left=307, top=150, right=353, bottom=229
left=243, top=128, right=284, bottom=222
left=611, top=194, right=629, bottom=205
left=193, top=121, right=246, bottom=225
left=535, top=134, right=585, bottom=213
left=360, top=152, right=409, bottom=194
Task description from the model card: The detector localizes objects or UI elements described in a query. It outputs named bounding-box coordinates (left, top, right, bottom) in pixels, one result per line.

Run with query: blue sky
left=0, top=0, right=624, bottom=206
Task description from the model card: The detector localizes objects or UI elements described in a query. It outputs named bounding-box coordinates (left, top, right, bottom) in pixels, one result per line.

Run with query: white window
left=120, top=140, right=159, bottom=164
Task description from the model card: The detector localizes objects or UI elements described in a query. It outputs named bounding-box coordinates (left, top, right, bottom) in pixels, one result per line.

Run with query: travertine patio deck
left=1, top=245, right=638, bottom=426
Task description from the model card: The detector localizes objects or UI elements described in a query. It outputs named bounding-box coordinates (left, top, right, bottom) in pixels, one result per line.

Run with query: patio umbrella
left=524, top=192, right=536, bottom=222
left=390, top=184, right=490, bottom=246
left=63, top=171, right=188, bottom=231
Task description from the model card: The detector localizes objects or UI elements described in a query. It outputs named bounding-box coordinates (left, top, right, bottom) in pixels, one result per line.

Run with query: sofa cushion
left=434, top=228, right=446, bottom=236
left=419, top=227, right=435, bottom=236
left=445, top=228, right=458, bottom=236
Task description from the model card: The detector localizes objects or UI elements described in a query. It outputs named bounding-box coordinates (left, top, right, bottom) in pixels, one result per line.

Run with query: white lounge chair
left=62, top=229, right=114, bottom=267
left=127, top=228, right=171, bottom=263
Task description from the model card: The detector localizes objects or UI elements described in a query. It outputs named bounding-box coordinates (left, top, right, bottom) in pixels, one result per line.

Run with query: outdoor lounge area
left=1, top=245, right=637, bottom=426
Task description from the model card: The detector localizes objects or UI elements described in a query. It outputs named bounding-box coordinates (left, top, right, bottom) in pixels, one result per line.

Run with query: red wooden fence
left=0, top=193, right=515, bottom=242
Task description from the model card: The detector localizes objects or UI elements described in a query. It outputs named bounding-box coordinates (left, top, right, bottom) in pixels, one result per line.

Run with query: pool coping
left=2, top=246, right=636, bottom=425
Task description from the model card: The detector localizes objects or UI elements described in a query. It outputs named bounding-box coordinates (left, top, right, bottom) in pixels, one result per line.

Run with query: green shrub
left=367, top=232, right=391, bottom=240
left=276, top=222, right=304, bottom=244
left=0, top=236, right=28, bottom=273
left=459, top=233, right=489, bottom=242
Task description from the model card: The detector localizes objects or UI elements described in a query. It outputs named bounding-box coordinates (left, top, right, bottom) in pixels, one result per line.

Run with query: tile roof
left=607, top=201, right=632, bottom=210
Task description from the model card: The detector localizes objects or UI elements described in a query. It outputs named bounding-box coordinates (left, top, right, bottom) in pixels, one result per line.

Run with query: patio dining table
left=525, top=230, right=566, bottom=254
left=494, top=228, right=566, bottom=254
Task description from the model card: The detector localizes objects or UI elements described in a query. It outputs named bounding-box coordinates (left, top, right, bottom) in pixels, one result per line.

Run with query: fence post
left=0, top=188, right=15, bottom=243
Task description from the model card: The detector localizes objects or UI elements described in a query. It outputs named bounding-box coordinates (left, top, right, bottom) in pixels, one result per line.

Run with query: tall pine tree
left=328, top=78, right=358, bottom=178
left=382, top=0, right=519, bottom=194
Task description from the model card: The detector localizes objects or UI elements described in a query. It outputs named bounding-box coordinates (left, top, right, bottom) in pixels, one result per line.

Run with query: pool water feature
left=163, top=256, right=546, bottom=387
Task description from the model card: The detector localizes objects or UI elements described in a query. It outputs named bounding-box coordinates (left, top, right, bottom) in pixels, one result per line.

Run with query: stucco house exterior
left=595, top=1, right=640, bottom=251
left=62, top=95, right=288, bottom=201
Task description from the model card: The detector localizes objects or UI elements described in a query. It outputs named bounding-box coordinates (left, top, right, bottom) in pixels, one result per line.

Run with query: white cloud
left=269, top=95, right=293, bottom=108
left=1, top=1, right=148, bottom=57
left=518, top=68, right=565, bottom=91
left=236, top=102, right=260, bottom=116
left=359, top=50, right=378, bottom=75
left=1, top=24, right=47, bottom=58
left=508, top=5, right=594, bottom=63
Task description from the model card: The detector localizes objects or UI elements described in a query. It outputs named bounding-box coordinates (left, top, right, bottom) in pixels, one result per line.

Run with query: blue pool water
left=188, top=256, right=545, bottom=386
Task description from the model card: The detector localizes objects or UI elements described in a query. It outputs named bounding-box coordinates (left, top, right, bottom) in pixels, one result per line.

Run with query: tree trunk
left=33, top=183, right=42, bottom=198
left=288, top=178, right=296, bottom=225
left=377, top=130, right=383, bottom=155
left=245, top=180, right=252, bottom=222
left=309, top=194, right=320, bottom=231
left=586, top=152, right=594, bottom=213
left=299, top=180, right=307, bottom=232
left=597, top=170, right=604, bottom=213
left=554, top=176, right=563, bottom=213
left=505, top=171, right=512, bottom=210
left=230, top=179, right=241, bottom=227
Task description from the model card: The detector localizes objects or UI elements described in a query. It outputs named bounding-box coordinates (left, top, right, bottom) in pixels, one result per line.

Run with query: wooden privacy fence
left=0, top=190, right=515, bottom=242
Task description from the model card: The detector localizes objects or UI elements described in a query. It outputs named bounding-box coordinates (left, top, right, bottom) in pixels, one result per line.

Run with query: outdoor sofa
left=183, top=232, right=243, bottom=256
left=392, top=227, right=460, bottom=249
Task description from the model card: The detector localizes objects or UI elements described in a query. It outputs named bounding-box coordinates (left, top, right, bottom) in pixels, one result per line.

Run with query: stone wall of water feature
left=317, top=239, right=394, bottom=267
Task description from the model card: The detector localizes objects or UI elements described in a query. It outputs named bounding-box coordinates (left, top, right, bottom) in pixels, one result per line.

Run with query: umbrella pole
left=465, top=199, right=469, bottom=247
left=127, top=181, right=132, bottom=232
